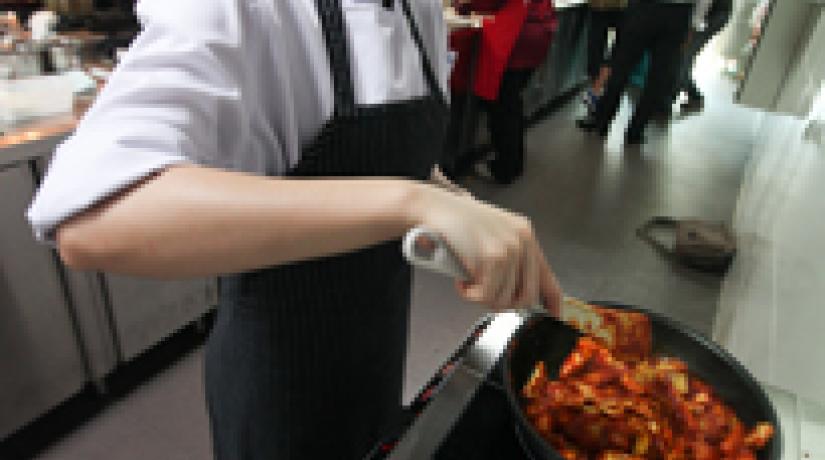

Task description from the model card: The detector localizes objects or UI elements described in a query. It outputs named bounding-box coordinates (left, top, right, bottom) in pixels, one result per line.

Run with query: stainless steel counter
left=0, top=115, right=217, bottom=440
left=524, top=3, right=589, bottom=119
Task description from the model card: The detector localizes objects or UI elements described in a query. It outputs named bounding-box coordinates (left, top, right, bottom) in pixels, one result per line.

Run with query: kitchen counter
left=0, top=114, right=76, bottom=160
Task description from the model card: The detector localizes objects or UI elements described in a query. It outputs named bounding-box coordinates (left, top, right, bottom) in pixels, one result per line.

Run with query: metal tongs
left=402, top=227, right=615, bottom=346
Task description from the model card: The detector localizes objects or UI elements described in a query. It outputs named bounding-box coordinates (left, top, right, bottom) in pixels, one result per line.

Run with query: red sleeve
left=546, top=0, right=558, bottom=34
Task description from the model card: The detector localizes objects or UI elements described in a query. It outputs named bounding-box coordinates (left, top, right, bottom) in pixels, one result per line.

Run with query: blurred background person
left=580, top=0, right=710, bottom=145
left=583, top=0, right=628, bottom=116
left=1, top=11, right=25, bottom=40
left=672, top=0, right=733, bottom=112
left=447, top=0, right=556, bottom=185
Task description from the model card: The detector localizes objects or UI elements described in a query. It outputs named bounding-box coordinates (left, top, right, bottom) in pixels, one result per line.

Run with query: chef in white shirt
left=28, top=0, right=562, bottom=457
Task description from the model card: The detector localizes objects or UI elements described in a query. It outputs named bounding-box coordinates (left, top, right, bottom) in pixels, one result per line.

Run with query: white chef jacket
left=27, top=0, right=449, bottom=241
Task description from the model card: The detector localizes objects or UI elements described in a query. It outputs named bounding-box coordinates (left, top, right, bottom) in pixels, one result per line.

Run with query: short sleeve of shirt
left=27, top=0, right=248, bottom=241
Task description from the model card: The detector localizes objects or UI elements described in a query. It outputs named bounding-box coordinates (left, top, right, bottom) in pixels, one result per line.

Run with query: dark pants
left=488, top=69, right=533, bottom=183
left=447, top=69, right=533, bottom=183
left=587, top=9, right=626, bottom=80
left=674, top=9, right=732, bottom=101
left=594, top=1, right=691, bottom=139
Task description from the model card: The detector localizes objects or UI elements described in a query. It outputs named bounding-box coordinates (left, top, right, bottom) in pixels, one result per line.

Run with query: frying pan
left=401, top=228, right=782, bottom=460
left=503, top=305, right=782, bottom=460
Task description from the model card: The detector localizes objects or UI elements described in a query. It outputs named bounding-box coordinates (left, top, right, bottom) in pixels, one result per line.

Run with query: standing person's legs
left=592, top=4, right=651, bottom=135
left=590, top=9, right=627, bottom=94
left=588, top=10, right=612, bottom=81
left=627, top=4, right=691, bottom=141
left=680, top=30, right=711, bottom=101
left=679, top=10, right=732, bottom=103
left=488, top=69, right=533, bottom=184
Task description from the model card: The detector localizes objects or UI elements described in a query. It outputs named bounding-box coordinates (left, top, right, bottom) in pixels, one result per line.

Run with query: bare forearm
left=58, top=165, right=425, bottom=278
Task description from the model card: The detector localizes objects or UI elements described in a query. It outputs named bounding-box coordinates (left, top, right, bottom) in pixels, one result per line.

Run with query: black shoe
left=625, top=132, right=646, bottom=146
left=650, top=111, right=672, bottom=124
left=681, top=96, right=705, bottom=113
left=577, top=117, right=608, bottom=137
left=576, top=116, right=598, bottom=131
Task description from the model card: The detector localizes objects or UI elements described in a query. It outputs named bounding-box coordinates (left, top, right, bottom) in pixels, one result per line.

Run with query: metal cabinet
left=102, top=275, right=215, bottom=361
left=0, top=160, right=88, bottom=439
left=523, top=6, right=589, bottom=119
left=736, top=0, right=825, bottom=117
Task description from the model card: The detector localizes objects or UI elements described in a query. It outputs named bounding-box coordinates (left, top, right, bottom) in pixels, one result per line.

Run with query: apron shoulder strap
left=398, top=0, right=448, bottom=106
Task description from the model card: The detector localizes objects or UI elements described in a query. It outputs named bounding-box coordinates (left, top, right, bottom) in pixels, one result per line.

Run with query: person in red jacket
left=448, top=0, right=556, bottom=185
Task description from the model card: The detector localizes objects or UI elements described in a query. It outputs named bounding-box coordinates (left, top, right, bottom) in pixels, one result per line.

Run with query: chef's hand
left=412, top=185, right=562, bottom=314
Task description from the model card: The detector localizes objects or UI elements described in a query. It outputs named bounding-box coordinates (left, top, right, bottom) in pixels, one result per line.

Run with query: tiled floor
left=16, top=55, right=760, bottom=460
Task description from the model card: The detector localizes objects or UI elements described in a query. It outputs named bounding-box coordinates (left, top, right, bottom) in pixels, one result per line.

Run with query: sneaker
left=583, top=88, right=600, bottom=114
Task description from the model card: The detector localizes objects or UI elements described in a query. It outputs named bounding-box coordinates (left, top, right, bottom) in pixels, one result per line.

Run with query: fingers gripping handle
left=402, top=227, right=470, bottom=281
left=403, top=227, right=568, bottom=317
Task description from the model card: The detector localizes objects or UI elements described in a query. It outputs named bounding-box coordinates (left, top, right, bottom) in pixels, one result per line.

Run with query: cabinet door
left=103, top=275, right=215, bottom=361
left=30, top=154, right=119, bottom=384
left=737, top=0, right=824, bottom=116
left=0, top=162, right=87, bottom=439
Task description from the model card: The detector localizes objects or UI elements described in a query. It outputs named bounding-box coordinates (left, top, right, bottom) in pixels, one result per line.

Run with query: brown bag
left=637, top=217, right=736, bottom=274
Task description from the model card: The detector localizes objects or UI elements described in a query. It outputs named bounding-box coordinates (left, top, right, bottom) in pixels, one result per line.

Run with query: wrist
left=402, top=180, right=440, bottom=230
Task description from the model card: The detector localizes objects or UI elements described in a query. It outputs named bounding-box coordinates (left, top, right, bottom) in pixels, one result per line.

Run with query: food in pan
left=566, top=306, right=652, bottom=362
left=522, top=331, right=774, bottom=460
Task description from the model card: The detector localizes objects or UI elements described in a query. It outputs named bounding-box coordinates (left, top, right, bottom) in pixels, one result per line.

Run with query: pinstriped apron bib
left=204, top=0, right=447, bottom=457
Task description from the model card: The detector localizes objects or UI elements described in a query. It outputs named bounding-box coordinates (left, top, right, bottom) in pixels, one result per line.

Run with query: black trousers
left=447, top=69, right=533, bottom=183
left=587, top=9, right=626, bottom=80
left=594, top=1, right=691, bottom=138
left=674, top=8, right=732, bottom=101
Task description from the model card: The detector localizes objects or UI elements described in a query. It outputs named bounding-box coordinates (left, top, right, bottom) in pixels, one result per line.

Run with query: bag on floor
left=637, top=217, right=736, bottom=274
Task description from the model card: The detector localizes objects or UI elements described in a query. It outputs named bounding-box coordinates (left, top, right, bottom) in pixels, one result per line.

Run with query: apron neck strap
left=314, top=0, right=447, bottom=117
left=315, top=0, right=358, bottom=117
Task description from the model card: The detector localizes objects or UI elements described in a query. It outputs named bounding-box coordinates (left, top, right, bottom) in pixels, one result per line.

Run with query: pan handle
left=402, top=226, right=470, bottom=281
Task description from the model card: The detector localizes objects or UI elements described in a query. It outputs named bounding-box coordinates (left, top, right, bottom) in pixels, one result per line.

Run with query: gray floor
left=31, top=64, right=759, bottom=460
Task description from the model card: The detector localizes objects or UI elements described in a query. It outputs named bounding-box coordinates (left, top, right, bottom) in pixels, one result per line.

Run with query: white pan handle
left=402, top=227, right=470, bottom=281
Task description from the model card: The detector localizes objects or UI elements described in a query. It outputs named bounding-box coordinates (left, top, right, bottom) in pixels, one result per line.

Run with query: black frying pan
left=400, top=229, right=781, bottom=459
left=502, top=303, right=782, bottom=460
